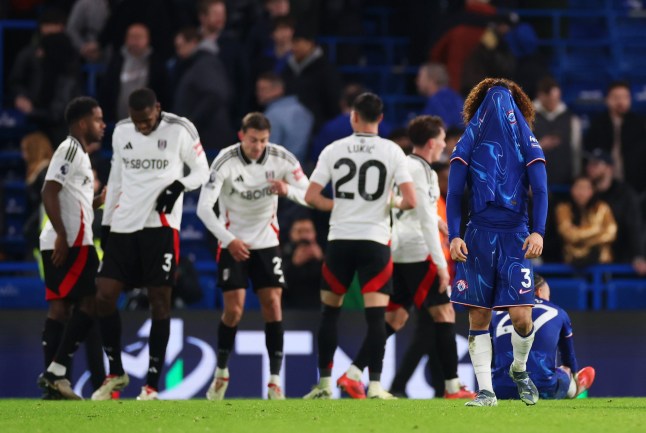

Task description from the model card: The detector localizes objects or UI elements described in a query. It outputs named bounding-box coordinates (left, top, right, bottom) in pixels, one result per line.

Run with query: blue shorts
left=494, top=368, right=571, bottom=400
left=450, top=227, right=535, bottom=309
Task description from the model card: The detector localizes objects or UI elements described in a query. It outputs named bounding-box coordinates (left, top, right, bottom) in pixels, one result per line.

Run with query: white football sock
left=47, top=362, right=66, bottom=377
left=511, top=327, right=535, bottom=373
left=445, top=378, right=461, bottom=394
left=319, top=377, right=331, bottom=389
left=269, top=374, right=280, bottom=385
left=469, top=333, right=493, bottom=393
left=346, top=364, right=363, bottom=381
left=215, top=367, right=229, bottom=379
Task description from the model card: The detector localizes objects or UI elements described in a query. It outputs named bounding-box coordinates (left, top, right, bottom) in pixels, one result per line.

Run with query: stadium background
left=0, top=0, right=646, bottom=399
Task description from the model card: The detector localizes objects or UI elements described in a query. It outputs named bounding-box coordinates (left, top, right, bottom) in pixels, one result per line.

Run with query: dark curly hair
left=462, top=78, right=535, bottom=129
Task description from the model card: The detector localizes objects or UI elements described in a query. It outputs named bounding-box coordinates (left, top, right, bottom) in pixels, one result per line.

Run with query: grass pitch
left=1, top=398, right=645, bottom=433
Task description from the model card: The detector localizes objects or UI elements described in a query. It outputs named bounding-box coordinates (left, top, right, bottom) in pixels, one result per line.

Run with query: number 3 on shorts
left=521, top=268, right=531, bottom=288
left=162, top=253, right=173, bottom=272
left=272, top=256, right=285, bottom=283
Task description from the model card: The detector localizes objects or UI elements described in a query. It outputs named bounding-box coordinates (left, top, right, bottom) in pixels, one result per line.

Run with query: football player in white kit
left=303, top=93, right=417, bottom=400
left=92, top=88, right=209, bottom=400
left=37, top=97, right=106, bottom=400
left=355, top=115, right=476, bottom=399
left=197, top=112, right=317, bottom=400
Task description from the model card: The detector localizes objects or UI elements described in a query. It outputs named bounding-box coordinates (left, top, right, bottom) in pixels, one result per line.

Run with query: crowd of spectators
left=3, top=0, right=646, bottom=310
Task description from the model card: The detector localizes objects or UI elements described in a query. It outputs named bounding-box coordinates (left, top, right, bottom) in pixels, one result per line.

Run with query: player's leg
left=251, top=246, right=287, bottom=399
left=351, top=262, right=413, bottom=376
left=389, top=310, right=436, bottom=397
left=92, top=231, right=137, bottom=400
left=257, top=287, right=284, bottom=399
left=304, top=241, right=352, bottom=399
left=450, top=228, right=497, bottom=406
left=137, top=284, right=172, bottom=400
left=428, top=301, right=475, bottom=399
left=39, top=298, right=70, bottom=399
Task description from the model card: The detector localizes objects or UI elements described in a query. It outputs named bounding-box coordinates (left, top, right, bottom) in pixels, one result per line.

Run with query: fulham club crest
left=158, top=139, right=167, bottom=150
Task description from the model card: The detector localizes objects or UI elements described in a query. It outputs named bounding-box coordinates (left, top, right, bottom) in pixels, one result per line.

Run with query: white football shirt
left=309, top=133, right=412, bottom=245
left=197, top=143, right=309, bottom=249
left=103, top=112, right=209, bottom=233
left=40, top=136, right=95, bottom=250
left=391, top=154, right=447, bottom=267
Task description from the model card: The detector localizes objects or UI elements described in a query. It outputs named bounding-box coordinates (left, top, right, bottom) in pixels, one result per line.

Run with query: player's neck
left=352, top=123, right=378, bottom=135
left=68, top=131, right=88, bottom=152
left=413, top=147, right=433, bottom=164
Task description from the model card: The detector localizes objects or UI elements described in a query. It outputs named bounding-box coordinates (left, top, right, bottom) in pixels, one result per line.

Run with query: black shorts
left=321, top=240, right=393, bottom=295
left=42, top=245, right=99, bottom=301
left=217, top=246, right=286, bottom=292
left=98, top=227, right=179, bottom=287
left=388, top=260, right=449, bottom=311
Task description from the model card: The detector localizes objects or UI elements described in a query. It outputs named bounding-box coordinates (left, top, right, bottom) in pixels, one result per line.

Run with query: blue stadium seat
left=546, top=278, right=589, bottom=311
left=0, top=276, right=46, bottom=308
left=606, top=280, right=646, bottom=310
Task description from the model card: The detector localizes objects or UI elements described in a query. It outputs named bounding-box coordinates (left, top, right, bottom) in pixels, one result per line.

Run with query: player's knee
left=223, top=306, right=244, bottom=326
left=261, top=297, right=282, bottom=321
left=48, top=301, right=71, bottom=322
left=430, top=304, right=455, bottom=322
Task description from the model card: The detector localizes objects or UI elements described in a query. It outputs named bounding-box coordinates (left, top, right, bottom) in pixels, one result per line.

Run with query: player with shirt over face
left=447, top=78, right=548, bottom=406
left=93, top=88, right=209, bottom=401
left=491, top=274, right=596, bottom=400
left=197, top=112, right=314, bottom=400
left=37, top=97, right=106, bottom=400
left=303, top=93, right=417, bottom=400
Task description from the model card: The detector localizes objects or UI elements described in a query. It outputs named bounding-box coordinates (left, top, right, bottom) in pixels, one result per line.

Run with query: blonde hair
left=21, top=132, right=53, bottom=183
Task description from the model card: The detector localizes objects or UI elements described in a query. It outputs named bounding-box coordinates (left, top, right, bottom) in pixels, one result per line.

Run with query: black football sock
left=390, top=311, right=435, bottom=392
left=435, top=322, right=459, bottom=380
left=147, top=318, right=170, bottom=390
left=364, top=307, right=387, bottom=382
left=217, top=321, right=238, bottom=370
left=317, top=305, right=341, bottom=377
left=98, top=311, right=125, bottom=375
left=53, top=309, right=94, bottom=370
left=42, top=318, right=65, bottom=369
left=354, top=321, right=396, bottom=371
left=265, top=321, right=284, bottom=376
left=84, top=322, right=107, bottom=391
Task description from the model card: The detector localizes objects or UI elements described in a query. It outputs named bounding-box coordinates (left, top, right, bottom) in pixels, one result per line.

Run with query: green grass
left=1, top=399, right=646, bottom=433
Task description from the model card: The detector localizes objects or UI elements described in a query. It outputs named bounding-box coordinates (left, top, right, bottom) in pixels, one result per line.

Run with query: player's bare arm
left=305, top=182, right=334, bottom=211
left=42, top=180, right=68, bottom=267
left=450, top=237, right=468, bottom=262
left=93, top=186, right=106, bottom=210
left=396, top=181, right=417, bottom=210
left=523, top=232, right=544, bottom=259
left=437, top=266, right=450, bottom=293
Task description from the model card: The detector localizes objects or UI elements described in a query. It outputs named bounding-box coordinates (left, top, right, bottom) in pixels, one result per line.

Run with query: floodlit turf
left=1, top=398, right=646, bottom=433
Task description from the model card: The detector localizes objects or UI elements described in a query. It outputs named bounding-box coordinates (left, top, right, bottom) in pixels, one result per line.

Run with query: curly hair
left=462, top=78, right=535, bottom=129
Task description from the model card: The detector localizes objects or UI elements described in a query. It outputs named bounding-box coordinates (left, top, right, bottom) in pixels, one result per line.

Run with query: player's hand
left=52, top=234, right=69, bottom=267
left=523, top=232, right=543, bottom=259
left=156, top=180, right=185, bottom=213
left=269, top=179, right=289, bottom=197
left=228, top=239, right=250, bottom=262
left=450, top=238, right=468, bottom=262
left=437, top=266, right=450, bottom=293
left=438, top=219, right=448, bottom=236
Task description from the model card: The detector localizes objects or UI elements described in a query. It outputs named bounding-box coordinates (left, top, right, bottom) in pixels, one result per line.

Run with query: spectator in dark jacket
left=172, top=27, right=234, bottom=150
left=10, top=8, right=81, bottom=144
left=416, top=63, right=464, bottom=128
left=584, top=81, right=646, bottom=194
left=282, top=25, right=343, bottom=133
left=585, top=149, right=646, bottom=274
left=100, top=23, right=168, bottom=123
left=198, top=0, right=251, bottom=130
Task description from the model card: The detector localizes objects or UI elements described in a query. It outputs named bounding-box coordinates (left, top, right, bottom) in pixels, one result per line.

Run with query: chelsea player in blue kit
left=447, top=78, right=549, bottom=406
left=491, top=274, right=596, bottom=400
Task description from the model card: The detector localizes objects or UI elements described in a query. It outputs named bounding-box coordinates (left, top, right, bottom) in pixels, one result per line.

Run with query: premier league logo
left=158, top=139, right=167, bottom=150
left=60, top=163, right=69, bottom=175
